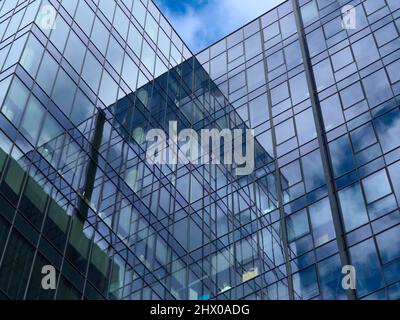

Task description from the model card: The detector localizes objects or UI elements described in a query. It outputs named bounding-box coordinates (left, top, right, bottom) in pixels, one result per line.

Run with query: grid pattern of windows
left=300, top=0, right=400, bottom=300
left=0, top=0, right=196, bottom=300
left=196, top=0, right=400, bottom=300
left=0, top=0, right=399, bottom=300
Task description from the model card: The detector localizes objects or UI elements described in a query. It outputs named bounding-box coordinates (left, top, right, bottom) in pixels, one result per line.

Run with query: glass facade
left=0, top=0, right=399, bottom=300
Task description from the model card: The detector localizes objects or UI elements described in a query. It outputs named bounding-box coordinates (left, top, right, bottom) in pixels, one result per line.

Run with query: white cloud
left=159, top=0, right=286, bottom=53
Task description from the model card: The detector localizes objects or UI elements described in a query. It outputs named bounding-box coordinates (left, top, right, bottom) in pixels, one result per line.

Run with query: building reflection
left=12, top=55, right=289, bottom=300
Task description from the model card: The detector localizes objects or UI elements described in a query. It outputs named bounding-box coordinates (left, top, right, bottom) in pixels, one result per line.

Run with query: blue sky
left=155, top=0, right=286, bottom=53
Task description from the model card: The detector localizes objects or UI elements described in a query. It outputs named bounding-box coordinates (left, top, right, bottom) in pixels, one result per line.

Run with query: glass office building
left=0, top=0, right=399, bottom=300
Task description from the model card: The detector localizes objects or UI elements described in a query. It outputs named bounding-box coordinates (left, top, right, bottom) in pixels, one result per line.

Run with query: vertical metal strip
left=291, top=0, right=356, bottom=300
left=259, top=19, right=295, bottom=300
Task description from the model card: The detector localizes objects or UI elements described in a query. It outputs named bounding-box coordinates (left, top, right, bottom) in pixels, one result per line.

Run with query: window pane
left=352, top=35, right=379, bottom=69
left=0, top=230, right=35, bottom=299
left=289, top=72, right=309, bottom=105
left=91, top=17, right=109, bottom=55
left=280, top=13, right=296, bottom=39
left=228, top=43, right=243, bottom=62
left=350, top=122, right=377, bottom=152
left=20, top=35, right=44, bottom=77
left=98, top=0, right=115, bottom=23
left=50, top=14, right=69, bottom=52
left=247, top=62, right=265, bottom=91
left=363, top=0, right=385, bottom=15
left=82, top=51, right=102, bottom=92
left=122, top=55, right=138, bottom=90
left=99, top=72, right=118, bottom=106
left=75, top=0, right=94, bottom=35
left=0, top=76, right=11, bottom=108
left=229, top=71, right=245, bottom=93
left=132, top=0, right=146, bottom=26
left=25, top=253, right=55, bottom=299
left=388, top=161, right=400, bottom=204
left=210, top=53, right=226, bottom=79
left=128, top=23, right=142, bottom=57
left=157, top=30, right=170, bottom=59
left=20, top=177, right=47, bottom=227
left=301, top=0, right=319, bottom=26
left=144, top=12, right=158, bottom=43
left=61, top=0, right=78, bottom=17
left=284, top=41, right=302, bottom=69
left=52, top=69, right=76, bottom=116
left=321, top=94, right=344, bottom=131
left=106, top=36, right=124, bottom=73
left=329, top=135, right=355, bottom=177
left=362, top=69, right=392, bottom=107
left=65, top=215, right=90, bottom=273
left=313, top=58, right=334, bottom=91
left=349, top=239, right=384, bottom=297
left=387, top=60, right=400, bottom=84
left=374, top=108, right=400, bottom=153
left=295, top=108, right=316, bottom=145
left=37, top=52, right=58, bottom=94
left=287, top=209, right=309, bottom=242
left=1, top=78, right=29, bottom=126
left=293, top=266, right=319, bottom=300
left=307, top=27, right=326, bottom=57
left=4, top=44, right=17, bottom=70
left=64, top=31, right=86, bottom=72
left=374, top=22, right=398, bottom=47
left=249, top=94, right=268, bottom=127
left=362, top=170, right=391, bottom=204
left=376, top=225, right=400, bottom=264
left=302, top=149, right=325, bottom=192
left=20, top=95, right=45, bottom=145
left=340, top=82, right=364, bottom=109
left=267, top=50, right=284, bottom=71
left=244, top=33, right=262, bottom=59
left=338, top=183, right=369, bottom=231
left=281, top=160, right=302, bottom=189
left=276, top=118, right=295, bottom=144
left=309, top=198, right=335, bottom=246
left=71, top=90, right=95, bottom=126
left=317, top=254, right=346, bottom=299
left=38, top=113, right=63, bottom=146
left=331, top=47, right=353, bottom=71
left=114, top=6, right=129, bottom=40
left=271, top=82, right=289, bottom=105
left=141, top=41, right=156, bottom=74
